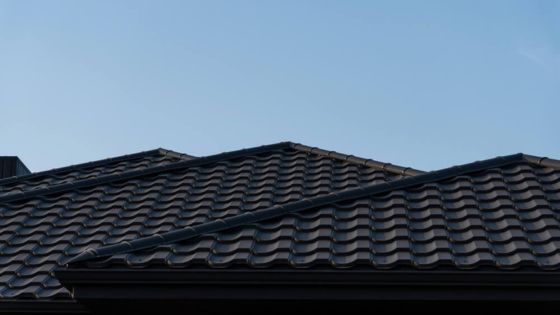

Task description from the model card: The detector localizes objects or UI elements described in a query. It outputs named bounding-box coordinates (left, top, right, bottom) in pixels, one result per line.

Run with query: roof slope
left=0, top=142, right=417, bottom=299
left=0, top=148, right=193, bottom=199
left=71, top=154, right=560, bottom=271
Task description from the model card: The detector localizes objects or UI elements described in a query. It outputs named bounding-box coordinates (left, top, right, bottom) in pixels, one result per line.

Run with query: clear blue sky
left=1, top=0, right=558, bottom=172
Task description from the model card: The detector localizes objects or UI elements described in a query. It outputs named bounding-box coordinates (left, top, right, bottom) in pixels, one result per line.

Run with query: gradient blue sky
left=1, top=0, right=558, bottom=172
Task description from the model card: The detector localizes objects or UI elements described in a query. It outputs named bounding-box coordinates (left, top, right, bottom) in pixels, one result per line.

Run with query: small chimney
left=0, top=157, right=31, bottom=179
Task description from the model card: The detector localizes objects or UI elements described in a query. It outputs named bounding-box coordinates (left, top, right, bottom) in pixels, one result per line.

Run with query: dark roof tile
left=0, top=149, right=192, bottom=199
left=0, top=143, right=414, bottom=299
left=74, top=157, right=560, bottom=274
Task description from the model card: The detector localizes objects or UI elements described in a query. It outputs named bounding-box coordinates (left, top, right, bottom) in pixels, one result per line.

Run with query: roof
left=0, top=142, right=420, bottom=300
left=0, top=148, right=193, bottom=199
left=66, top=154, right=560, bottom=271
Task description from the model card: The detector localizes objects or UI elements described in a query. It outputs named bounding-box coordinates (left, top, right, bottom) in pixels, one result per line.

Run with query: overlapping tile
left=0, top=143, right=410, bottom=299
left=79, top=160, right=560, bottom=272
left=0, top=149, right=191, bottom=198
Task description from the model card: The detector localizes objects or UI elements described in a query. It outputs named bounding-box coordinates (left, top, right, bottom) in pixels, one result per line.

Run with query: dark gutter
left=56, top=269, right=560, bottom=301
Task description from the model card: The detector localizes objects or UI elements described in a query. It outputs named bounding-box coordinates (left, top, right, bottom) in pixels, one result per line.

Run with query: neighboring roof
left=0, top=142, right=418, bottom=300
left=67, top=154, right=560, bottom=271
left=0, top=157, right=31, bottom=179
left=0, top=148, right=193, bottom=199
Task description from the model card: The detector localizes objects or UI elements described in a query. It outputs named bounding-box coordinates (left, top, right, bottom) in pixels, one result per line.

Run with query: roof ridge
left=0, top=142, right=293, bottom=204
left=521, top=154, right=560, bottom=170
left=289, top=143, right=424, bottom=176
left=156, top=148, right=196, bottom=161
left=67, top=152, right=535, bottom=265
left=0, top=148, right=185, bottom=187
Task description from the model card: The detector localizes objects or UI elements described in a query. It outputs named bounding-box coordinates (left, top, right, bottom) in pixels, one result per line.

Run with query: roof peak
left=67, top=152, right=557, bottom=265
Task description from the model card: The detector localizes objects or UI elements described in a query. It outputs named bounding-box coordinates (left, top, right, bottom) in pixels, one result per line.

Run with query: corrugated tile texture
left=0, top=146, right=405, bottom=299
left=85, top=161, right=560, bottom=270
left=0, top=150, right=189, bottom=198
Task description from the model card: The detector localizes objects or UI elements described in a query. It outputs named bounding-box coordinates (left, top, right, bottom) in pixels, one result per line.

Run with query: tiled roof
left=0, top=148, right=192, bottom=199
left=0, top=142, right=417, bottom=300
left=71, top=154, right=560, bottom=271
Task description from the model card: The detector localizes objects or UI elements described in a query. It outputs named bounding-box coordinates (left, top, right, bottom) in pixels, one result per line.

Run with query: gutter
left=56, top=268, right=560, bottom=302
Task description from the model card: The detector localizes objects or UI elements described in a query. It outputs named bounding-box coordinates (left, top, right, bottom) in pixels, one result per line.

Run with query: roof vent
left=0, top=157, right=31, bottom=179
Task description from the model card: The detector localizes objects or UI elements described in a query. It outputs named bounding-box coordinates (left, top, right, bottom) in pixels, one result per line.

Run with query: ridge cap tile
left=289, top=142, right=425, bottom=176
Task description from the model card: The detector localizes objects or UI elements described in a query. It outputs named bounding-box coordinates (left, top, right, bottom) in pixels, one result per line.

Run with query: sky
left=0, top=0, right=559, bottom=172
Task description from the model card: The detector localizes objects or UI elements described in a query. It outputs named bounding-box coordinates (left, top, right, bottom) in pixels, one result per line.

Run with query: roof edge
left=67, top=152, right=532, bottom=265
left=289, top=143, right=425, bottom=176
left=56, top=268, right=560, bottom=286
